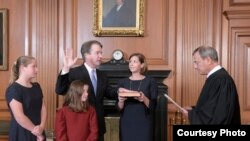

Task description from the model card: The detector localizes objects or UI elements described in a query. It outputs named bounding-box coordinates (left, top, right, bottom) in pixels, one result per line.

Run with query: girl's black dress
left=6, top=82, right=44, bottom=141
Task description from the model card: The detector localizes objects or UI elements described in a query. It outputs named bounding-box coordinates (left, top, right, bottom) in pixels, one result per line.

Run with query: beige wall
left=0, top=0, right=250, bottom=141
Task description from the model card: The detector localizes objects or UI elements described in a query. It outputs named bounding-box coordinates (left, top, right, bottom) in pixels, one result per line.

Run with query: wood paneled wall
left=0, top=0, right=172, bottom=129
left=0, top=0, right=250, bottom=141
left=0, top=0, right=27, bottom=120
left=29, top=0, right=59, bottom=130
left=175, top=0, right=223, bottom=108
left=222, top=2, right=250, bottom=124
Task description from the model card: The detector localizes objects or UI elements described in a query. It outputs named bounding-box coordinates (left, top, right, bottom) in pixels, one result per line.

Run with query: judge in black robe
left=183, top=46, right=241, bottom=125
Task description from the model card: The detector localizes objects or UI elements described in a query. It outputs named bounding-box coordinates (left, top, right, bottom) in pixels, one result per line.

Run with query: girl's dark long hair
left=63, top=80, right=89, bottom=112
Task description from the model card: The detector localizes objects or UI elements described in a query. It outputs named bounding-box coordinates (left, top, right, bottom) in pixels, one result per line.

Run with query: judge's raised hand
left=62, top=48, right=77, bottom=73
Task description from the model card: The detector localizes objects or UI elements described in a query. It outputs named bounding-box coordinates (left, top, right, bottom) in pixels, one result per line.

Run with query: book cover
left=119, top=92, right=141, bottom=97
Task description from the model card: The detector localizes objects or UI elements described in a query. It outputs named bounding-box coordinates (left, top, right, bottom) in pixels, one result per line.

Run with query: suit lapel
left=96, top=69, right=101, bottom=97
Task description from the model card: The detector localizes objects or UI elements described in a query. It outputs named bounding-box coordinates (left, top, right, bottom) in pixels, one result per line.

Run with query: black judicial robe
left=188, top=68, right=241, bottom=124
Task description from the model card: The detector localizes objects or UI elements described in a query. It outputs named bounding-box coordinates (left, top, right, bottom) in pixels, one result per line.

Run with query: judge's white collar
left=207, top=65, right=222, bottom=78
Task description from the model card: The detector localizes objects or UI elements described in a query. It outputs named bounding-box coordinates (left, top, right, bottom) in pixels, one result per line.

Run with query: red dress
left=55, top=106, right=98, bottom=141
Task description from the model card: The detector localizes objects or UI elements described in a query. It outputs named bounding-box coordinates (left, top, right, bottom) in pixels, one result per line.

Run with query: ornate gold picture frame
left=93, top=0, right=145, bottom=37
left=0, top=9, right=8, bottom=70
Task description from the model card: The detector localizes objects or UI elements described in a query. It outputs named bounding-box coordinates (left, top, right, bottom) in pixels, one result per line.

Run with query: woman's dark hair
left=129, top=53, right=148, bottom=75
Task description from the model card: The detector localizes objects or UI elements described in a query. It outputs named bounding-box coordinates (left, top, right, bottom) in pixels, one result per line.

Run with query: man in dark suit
left=55, top=40, right=117, bottom=141
left=103, top=0, right=136, bottom=27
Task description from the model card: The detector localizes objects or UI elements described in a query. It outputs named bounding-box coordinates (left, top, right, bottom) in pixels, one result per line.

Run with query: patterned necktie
left=91, top=69, right=97, bottom=95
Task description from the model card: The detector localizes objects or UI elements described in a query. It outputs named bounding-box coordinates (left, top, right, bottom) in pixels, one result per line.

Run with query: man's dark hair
left=80, top=40, right=103, bottom=61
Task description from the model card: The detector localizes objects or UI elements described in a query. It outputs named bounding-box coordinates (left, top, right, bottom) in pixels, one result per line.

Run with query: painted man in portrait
left=103, top=0, right=136, bottom=27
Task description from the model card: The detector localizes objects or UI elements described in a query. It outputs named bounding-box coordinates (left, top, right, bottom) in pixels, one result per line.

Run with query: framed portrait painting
left=0, top=9, right=8, bottom=70
left=93, top=0, right=145, bottom=37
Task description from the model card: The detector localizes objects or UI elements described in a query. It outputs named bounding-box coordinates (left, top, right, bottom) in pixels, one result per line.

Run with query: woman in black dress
left=5, top=56, right=47, bottom=141
left=117, top=53, right=158, bottom=141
